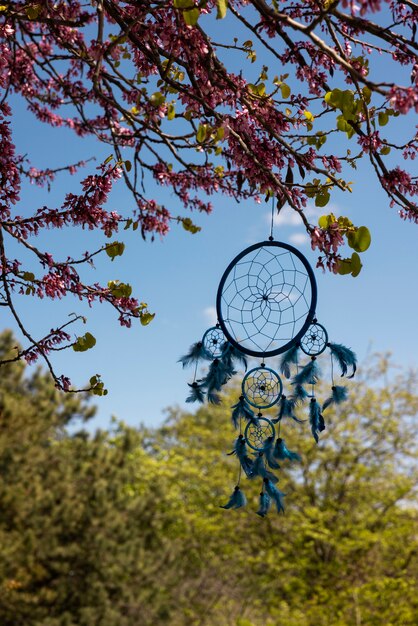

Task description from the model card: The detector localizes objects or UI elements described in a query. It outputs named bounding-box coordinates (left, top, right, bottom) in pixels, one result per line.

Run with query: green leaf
left=105, top=241, right=125, bottom=261
left=350, top=226, right=371, bottom=253
left=183, top=6, right=200, bottom=25
left=325, top=89, right=342, bottom=109
left=216, top=0, right=227, bottom=19
left=140, top=312, right=155, bottom=326
left=315, top=190, right=330, bottom=208
left=26, top=4, right=41, bottom=19
left=378, top=111, right=389, bottom=127
left=362, top=86, right=372, bottom=104
left=125, top=160, right=132, bottom=172
left=107, top=280, right=132, bottom=298
left=73, top=332, right=96, bottom=353
left=351, top=252, right=362, bottom=277
left=181, top=217, right=201, bottom=234
left=196, top=124, right=208, bottom=143
left=150, top=92, right=165, bottom=107
left=337, top=117, right=349, bottom=132
left=280, top=83, right=291, bottom=99
left=337, top=259, right=352, bottom=275
left=167, top=103, right=175, bottom=120
left=22, top=271, right=35, bottom=281
left=318, top=215, right=331, bottom=229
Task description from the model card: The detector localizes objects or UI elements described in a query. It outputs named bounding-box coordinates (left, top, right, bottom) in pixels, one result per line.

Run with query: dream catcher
left=180, top=239, right=356, bottom=516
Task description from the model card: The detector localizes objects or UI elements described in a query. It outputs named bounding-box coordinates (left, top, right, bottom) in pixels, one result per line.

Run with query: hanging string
left=269, top=195, right=275, bottom=241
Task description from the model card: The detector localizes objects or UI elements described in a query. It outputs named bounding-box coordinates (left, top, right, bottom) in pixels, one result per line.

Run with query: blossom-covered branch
left=0, top=0, right=417, bottom=387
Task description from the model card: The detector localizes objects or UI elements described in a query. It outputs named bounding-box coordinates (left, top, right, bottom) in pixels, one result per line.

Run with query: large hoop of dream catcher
left=216, top=241, right=317, bottom=357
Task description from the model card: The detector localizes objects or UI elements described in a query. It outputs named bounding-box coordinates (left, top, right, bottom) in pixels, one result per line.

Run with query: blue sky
left=4, top=12, right=418, bottom=430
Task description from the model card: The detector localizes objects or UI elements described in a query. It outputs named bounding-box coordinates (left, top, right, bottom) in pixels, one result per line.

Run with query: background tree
left=1, top=334, right=417, bottom=625
left=0, top=0, right=417, bottom=386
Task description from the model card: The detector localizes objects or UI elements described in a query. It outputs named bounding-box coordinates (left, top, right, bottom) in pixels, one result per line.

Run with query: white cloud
left=203, top=306, right=217, bottom=326
left=270, top=206, right=302, bottom=227
left=289, top=232, right=310, bottom=246
left=266, top=201, right=343, bottom=230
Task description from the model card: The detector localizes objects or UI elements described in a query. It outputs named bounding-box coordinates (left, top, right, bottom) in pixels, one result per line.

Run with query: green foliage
left=181, top=217, right=201, bottom=234
left=72, top=331, right=96, bottom=352
left=0, top=335, right=417, bottom=625
left=318, top=214, right=371, bottom=277
left=105, top=241, right=125, bottom=261
left=216, top=0, right=228, bottom=19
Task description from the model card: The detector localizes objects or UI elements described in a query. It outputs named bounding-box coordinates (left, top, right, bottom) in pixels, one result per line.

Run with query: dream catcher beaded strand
left=179, top=214, right=357, bottom=515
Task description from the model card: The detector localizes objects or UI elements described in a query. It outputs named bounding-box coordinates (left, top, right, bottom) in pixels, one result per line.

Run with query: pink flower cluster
left=389, top=87, right=418, bottom=114
left=310, top=225, right=345, bottom=273
left=0, top=103, right=20, bottom=219
left=358, top=130, right=383, bottom=153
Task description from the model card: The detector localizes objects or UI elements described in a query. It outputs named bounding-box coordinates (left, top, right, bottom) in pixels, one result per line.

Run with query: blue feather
left=185, top=382, right=205, bottom=403
left=228, top=435, right=254, bottom=478
left=329, top=343, right=357, bottom=378
left=264, top=478, right=285, bottom=513
left=272, top=395, right=305, bottom=424
left=292, top=359, right=320, bottom=386
left=309, top=398, right=326, bottom=443
left=262, top=436, right=280, bottom=469
left=251, top=453, right=279, bottom=483
left=221, top=341, right=248, bottom=371
left=273, top=438, right=301, bottom=462
left=323, top=385, right=348, bottom=410
left=231, top=396, right=255, bottom=428
left=220, top=485, right=247, bottom=510
left=202, top=358, right=231, bottom=402
left=179, top=341, right=211, bottom=368
left=279, top=344, right=300, bottom=379
left=292, top=384, right=309, bottom=404
left=256, top=491, right=271, bottom=517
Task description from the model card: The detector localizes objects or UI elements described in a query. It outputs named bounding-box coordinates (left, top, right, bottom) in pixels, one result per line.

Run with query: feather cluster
left=262, top=436, right=280, bottom=469
left=323, top=385, right=348, bottom=410
left=220, top=486, right=247, bottom=510
left=279, top=344, right=300, bottom=379
left=273, top=395, right=304, bottom=423
left=293, top=383, right=309, bottom=403
left=256, top=492, right=271, bottom=517
left=292, top=359, right=320, bottom=386
left=231, top=396, right=255, bottom=428
left=185, top=382, right=205, bottom=404
left=221, top=341, right=248, bottom=372
left=179, top=341, right=211, bottom=368
left=202, top=359, right=231, bottom=403
left=309, top=398, right=326, bottom=443
left=228, top=435, right=254, bottom=478
left=329, top=343, right=357, bottom=378
left=264, top=478, right=285, bottom=513
left=274, top=438, right=301, bottom=462
left=251, top=453, right=279, bottom=483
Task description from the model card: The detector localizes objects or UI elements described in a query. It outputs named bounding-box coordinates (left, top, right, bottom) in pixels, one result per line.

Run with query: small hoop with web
left=242, top=366, right=283, bottom=409
left=202, top=326, right=225, bottom=359
left=300, top=321, right=328, bottom=356
left=244, top=417, right=276, bottom=451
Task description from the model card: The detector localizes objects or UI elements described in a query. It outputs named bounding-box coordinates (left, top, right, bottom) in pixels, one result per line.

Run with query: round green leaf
left=350, top=226, right=371, bottom=253
left=337, top=259, right=352, bottom=275
left=351, top=252, right=363, bottom=277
